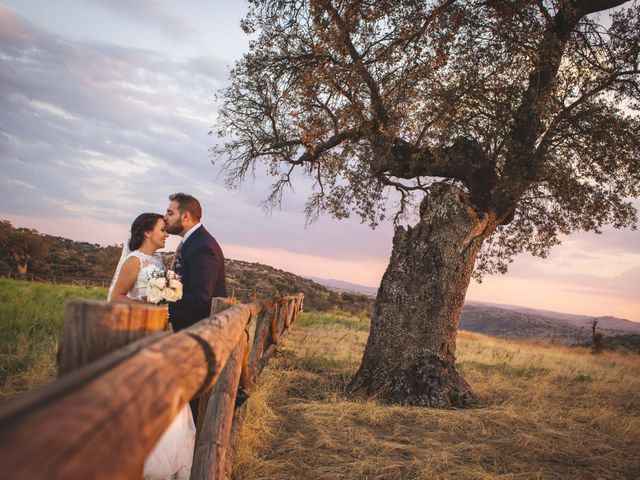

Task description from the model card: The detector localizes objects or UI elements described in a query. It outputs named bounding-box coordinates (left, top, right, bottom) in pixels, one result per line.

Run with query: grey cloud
left=560, top=199, right=640, bottom=255
left=0, top=175, right=83, bottom=219
left=86, top=0, right=196, bottom=40
left=569, top=226, right=640, bottom=256
left=206, top=150, right=398, bottom=260
left=184, top=56, right=229, bottom=83
left=560, top=269, right=640, bottom=300
left=0, top=131, right=17, bottom=158
left=0, top=9, right=223, bottom=222
left=504, top=252, right=640, bottom=302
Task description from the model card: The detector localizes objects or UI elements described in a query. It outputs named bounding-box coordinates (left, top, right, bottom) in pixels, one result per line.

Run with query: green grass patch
left=0, top=279, right=107, bottom=401
left=296, top=311, right=370, bottom=332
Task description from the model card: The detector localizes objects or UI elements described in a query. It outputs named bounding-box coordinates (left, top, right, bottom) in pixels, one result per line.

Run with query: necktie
left=170, top=241, right=182, bottom=271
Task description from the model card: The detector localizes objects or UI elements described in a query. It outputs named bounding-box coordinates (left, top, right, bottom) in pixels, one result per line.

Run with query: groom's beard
left=166, top=219, right=183, bottom=235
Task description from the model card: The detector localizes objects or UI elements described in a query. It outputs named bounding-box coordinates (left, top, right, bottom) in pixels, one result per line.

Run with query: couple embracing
left=107, top=192, right=227, bottom=480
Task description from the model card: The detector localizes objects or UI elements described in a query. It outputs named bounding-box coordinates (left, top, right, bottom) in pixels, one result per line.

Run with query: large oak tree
left=214, top=0, right=640, bottom=407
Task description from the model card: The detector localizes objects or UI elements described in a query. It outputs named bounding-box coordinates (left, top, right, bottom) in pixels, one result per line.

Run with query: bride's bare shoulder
left=121, top=255, right=141, bottom=271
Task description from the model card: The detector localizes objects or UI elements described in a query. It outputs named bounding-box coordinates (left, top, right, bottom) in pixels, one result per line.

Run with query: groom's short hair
left=169, top=193, right=202, bottom=221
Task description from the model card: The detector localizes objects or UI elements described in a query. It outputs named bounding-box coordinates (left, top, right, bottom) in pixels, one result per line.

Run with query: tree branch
left=291, top=127, right=363, bottom=165
left=317, top=0, right=389, bottom=126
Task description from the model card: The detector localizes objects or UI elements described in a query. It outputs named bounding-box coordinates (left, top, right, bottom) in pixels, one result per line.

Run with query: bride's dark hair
left=129, top=213, right=164, bottom=251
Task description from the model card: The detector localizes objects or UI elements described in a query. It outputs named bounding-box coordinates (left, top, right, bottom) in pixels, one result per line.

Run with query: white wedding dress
left=110, top=250, right=196, bottom=480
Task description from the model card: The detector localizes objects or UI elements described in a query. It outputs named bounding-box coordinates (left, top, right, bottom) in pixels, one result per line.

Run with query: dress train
left=143, top=405, right=196, bottom=480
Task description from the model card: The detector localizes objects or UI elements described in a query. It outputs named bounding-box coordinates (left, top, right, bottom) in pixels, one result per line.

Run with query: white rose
left=163, top=287, right=180, bottom=302
left=149, top=277, right=166, bottom=289
left=147, top=285, right=164, bottom=304
left=169, top=279, right=183, bottom=299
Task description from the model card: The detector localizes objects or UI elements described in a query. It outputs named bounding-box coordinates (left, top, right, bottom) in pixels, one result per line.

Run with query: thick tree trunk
left=350, top=183, right=491, bottom=408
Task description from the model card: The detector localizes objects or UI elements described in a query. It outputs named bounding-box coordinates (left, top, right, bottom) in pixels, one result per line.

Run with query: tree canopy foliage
left=215, top=0, right=640, bottom=277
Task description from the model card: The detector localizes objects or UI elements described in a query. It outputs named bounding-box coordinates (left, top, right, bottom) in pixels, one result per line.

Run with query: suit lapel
left=180, top=225, right=204, bottom=258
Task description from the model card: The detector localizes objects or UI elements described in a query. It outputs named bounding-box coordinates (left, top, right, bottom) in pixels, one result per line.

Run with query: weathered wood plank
left=223, top=295, right=304, bottom=479
left=269, top=303, right=278, bottom=344
left=257, top=299, right=289, bottom=374
left=191, top=329, right=249, bottom=480
left=223, top=403, right=247, bottom=480
left=248, top=306, right=275, bottom=384
left=0, top=331, right=170, bottom=426
left=239, top=339, right=251, bottom=391
left=58, top=301, right=168, bottom=375
left=196, top=297, right=239, bottom=436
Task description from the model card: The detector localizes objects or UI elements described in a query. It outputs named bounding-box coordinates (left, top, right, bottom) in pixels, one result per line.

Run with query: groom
left=165, top=193, right=227, bottom=419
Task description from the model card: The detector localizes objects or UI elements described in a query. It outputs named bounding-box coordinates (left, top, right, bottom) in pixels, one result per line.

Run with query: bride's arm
left=110, top=257, right=144, bottom=303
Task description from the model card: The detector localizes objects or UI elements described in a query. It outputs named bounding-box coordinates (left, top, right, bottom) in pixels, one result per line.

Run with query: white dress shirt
left=181, top=222, right=201, bottom=244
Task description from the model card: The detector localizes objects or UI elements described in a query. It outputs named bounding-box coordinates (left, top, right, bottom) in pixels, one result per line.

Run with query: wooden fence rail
left=0, top=293, right=304, bottom=480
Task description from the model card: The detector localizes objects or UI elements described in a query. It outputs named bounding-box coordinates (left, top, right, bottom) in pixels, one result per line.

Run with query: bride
left=108, top=212, right=196, bottom=480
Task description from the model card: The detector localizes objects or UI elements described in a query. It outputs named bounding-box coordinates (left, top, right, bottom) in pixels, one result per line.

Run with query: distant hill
left=305, top=276, right=378, bottom=296
left=232, top=263, right=639, bottom=348
left=307, top=275, right=640, bottom=341
left=222, top=259, right=374, bottom=315
left=460, top=303, right=640, bottom=351
left=294, top=273, right=640, bottom=349
left=225, top=266, right=640, bottom=350
left=466, top=301, right=640, bottom=333
left=461, top=304, right=592, bottom=344
left=0, top=219, right=121, bottom=279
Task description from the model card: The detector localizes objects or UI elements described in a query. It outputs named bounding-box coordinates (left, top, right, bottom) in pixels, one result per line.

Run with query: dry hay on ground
left=234, top=317, right=640, bottom=480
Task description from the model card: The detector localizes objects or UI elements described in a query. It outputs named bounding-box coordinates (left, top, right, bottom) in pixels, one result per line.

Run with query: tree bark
left=350, top=182, right=492, bottom=407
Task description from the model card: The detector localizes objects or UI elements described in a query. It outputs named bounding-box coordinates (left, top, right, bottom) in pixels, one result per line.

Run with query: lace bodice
left=126, top=251, right=166, bottom=301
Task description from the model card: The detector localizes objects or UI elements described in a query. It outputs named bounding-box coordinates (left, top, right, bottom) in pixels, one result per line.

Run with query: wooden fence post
left=58, top=301, right=168, bottom=376
left=56, top=301, right=168, bottom=479
left=269, top=302, right=280, bottom=344
left=220, top=305, right=275, bottom=480
left=196, top=297, right=238, bottom=433
left=223, top=294, right=304, bottom=478
left=248, top=305, right=276, bottom=384
left=191, top=328, right=249, bottom=480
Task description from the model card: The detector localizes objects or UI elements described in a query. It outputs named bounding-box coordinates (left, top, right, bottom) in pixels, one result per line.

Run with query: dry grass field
left=234, top=313, right=640, bottom=480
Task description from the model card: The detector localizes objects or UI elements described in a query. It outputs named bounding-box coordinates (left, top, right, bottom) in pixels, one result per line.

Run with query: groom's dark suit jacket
left=169, top=225, right=227, bottom=332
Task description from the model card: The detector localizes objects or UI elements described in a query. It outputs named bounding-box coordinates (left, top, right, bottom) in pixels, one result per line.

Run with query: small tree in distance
left=214, top=0, right=640, bottom=407
left=592, top=318, right=606, bottom=353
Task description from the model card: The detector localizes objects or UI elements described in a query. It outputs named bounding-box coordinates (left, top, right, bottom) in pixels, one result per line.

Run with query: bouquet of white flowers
left=145, top=267, right=183, bottom=304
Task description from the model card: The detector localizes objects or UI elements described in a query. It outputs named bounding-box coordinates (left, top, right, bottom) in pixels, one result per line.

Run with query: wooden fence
left=1, top=272, right=114, bottom=287
left=0, top=292, right=304, bottom=479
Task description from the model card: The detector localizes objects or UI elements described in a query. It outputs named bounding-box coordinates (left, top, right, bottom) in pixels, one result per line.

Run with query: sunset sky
left=1, top=1, right=639, bottom=321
